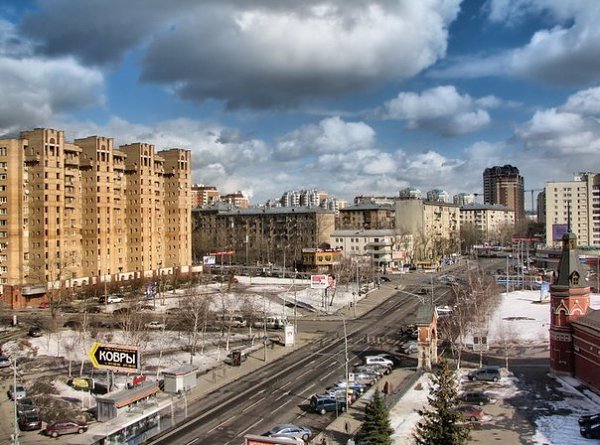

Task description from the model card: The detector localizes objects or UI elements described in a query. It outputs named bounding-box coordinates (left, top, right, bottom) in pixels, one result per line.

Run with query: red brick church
left=549, top=231, right=600, bottom=390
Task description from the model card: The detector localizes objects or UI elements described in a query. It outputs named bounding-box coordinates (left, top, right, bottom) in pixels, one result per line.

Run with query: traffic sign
left=89, top=342, right=139, bottom=372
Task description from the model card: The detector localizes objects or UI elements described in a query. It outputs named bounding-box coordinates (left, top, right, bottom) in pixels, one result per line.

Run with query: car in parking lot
left=458, top=391, right=496, bottom=406
left=17, top=398, right=38, bottom=416
left=349, top=371, right=377, bottom=386
left=467, top=366, right=501, bottom=382
left=144, top=321, right=165, bottom=330
left=364, top=355, right=394, bottom=368
left=456, top=404, right=484, bottom=422
left=9, top=385, right=27, bottom=400
left=331, top=379, right=367, bottom=395
left=309, top=394, right=348, bottom=415
left=44, top=420, right=88, bottom=437
left=28, top=326, right=42, bottom=337
left=98, top=294, right=124, bottom=304
left=18, top=412, right=42, bottom=431
left=354, top=364, right=388, bottom=377
left=264, top=423, right=312, bottom=441
left=380, top=276, right=391, bottom=282
left=579, top=412, right=600, bottom=427
left=0, top=355, right=10, bottom=368
left=581, top=422, right=600, bottom=439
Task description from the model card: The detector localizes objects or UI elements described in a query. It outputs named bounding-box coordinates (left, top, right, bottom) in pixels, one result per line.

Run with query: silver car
left=265, top=423, right=312, bottom=442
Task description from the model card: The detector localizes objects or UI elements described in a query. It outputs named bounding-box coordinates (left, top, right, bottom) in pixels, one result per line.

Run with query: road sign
left=89, top=342, right=139, bottom=372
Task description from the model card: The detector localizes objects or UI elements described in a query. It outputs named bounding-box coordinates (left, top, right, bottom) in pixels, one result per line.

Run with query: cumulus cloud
left=433, top=1, right=600, bottom=86
left=0, top=19, right=104, bottom=134
left=275, top=117, right=375, bottom=159
left=18, top=0, right=460, bottom=109
left=377, top=86, right=494, bottom=136
left=561, top=86, right=600, bottom=115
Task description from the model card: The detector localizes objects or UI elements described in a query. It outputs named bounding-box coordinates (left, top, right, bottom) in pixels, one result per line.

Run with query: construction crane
left=525, top=188, right=543, bottom=214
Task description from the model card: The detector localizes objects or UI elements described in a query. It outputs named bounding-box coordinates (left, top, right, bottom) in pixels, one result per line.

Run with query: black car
left=380, top=276, right=391, bottom=282
left=458, top=391, right=496, bottom=406
left=579, top=412, right=600, bottom=427
left=309, top=394, right=347, bottom=415
left=18, top=412, right=42, bottom=431
left=581, top=422, right=600, bottom=439
left=28, top=326, right=42, bottom=337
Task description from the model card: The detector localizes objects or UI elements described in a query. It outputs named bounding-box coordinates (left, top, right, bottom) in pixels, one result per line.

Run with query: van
left=364, top=355, right=394, bottom=369
left=467, top=366, right=501, bottom=382
left=253, top=316, right=287, bottom=330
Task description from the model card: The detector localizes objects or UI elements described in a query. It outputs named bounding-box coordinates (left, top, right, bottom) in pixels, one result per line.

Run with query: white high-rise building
left=544, top=173, right=600, bottom=247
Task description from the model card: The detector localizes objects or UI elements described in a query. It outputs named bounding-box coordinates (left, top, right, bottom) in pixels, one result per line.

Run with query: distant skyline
left=1, top=1, right=600, bottom=207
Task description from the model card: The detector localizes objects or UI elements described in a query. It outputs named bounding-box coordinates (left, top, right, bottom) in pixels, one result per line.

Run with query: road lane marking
left=237, top=418, right=264, bottom=437
left=298, top=382, right=315, bottom=395
left=276, top=390, right=290, bottom=401
left=207, top=418, right=232, bottom=433
left=271, top=399, right=291, bottom=413
left=185, top=439, right=199, bottom=445
left=319, top=369, right=335, bottom=381
left=242, top=397, right=265, bottom=413
left=248, top=388, right=266, bottom=399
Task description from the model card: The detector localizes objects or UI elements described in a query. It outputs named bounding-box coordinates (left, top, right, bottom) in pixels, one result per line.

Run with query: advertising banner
left=203, top=255, right=216, bottom=265
left=310, top=274, right=328, bottom=289
left=552, top=224, right=569, bottom=242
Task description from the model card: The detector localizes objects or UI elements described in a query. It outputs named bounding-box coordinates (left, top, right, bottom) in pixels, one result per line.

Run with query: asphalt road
left=148, top=287, right=426, bottom=445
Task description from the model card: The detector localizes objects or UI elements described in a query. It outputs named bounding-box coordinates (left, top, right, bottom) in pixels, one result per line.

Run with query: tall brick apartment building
left=0, top=128, right=192, bottom=308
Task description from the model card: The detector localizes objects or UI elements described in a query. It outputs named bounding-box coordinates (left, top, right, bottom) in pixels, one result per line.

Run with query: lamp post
left=12, top=355, right=19, bottom=445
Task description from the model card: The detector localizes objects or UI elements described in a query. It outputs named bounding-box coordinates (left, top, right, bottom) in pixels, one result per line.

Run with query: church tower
left=549, top=231, right=590, bottom=374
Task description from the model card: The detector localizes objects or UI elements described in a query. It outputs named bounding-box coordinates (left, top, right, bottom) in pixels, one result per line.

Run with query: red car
left=456, top=404, right=484, bottom=422
left=18, top=412, right=42, bottom=431
left=44, top=420, right=88, bottom=438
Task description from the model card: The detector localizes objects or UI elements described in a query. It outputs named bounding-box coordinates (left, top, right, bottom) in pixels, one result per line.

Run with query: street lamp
left=11, top=355, right=19, bottom=445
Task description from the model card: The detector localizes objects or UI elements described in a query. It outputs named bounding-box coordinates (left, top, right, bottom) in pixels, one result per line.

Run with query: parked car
left=28, top=326, right=42, bottom=337
left=403, top=341, right=418, bottom=354
left=8, top=385, right=27, bottom=400
left=144, top=321, right=165, bottom=330
left=63, top=320, right=83, bottom=330
left=380, top=276, right=391, bottom=282
left=98, top=294, right=124, bottom=304
left=44, top=420, right=88, bottom=438
left=17, top=398, right=38, bottom=415
left=331, top=380, right=367, bottom=395
left=364, top=355, right=394, bottom=369
left=458, top=391, right=495, bottom=406
left=224, top=350, right=248, bottom=365
left=309, top=394, right=348, bottom=415
left=264, top=424, right=312, bottom=442
left=325, top=386, right=356, bottom=402
left=349, top=371, right=377, bottom=386
left=581, top=422, right=600, bottom=439
left=468, top=366, right=501, bottom=382
left=18, top=412, right=42, bottom=431
left=456, top=404, right=484, bottom=422
left=354, top=364, right=389, bottom=377
left=579, top=412, right=600, bottom=427
left=0, top=355, right=10, bottom=368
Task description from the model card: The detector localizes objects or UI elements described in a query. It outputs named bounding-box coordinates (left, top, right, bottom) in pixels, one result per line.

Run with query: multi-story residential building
left=399, top=187, right=422, bottom=200
left=337, top=203, right=395, bottom=230
left=353, top=196, right=398, bottom=206
left=330, top=229, right=408, bottom=271
left=192, top=204, right=335, bottom=268
left=427, top=189, right=450, bottom=203
left=537, top=190, right=546, bottom=225
left=191, top=184, right=220, bottom=207
left=483, top=165, right=525, bottom=223
left=221, top=191, right=249, bottom=209
left=544, top=173, right=600, bottom=247
left=459, top=203, right=515, bottom=243
left=0, top=128, right=191, bottom=307
left=395, top=199, right=460, bottom=262
left=453, top=193, right=476, bottom=206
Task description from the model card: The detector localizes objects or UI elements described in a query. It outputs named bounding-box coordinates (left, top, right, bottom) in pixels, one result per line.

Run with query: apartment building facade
left=0, top=128, right=191, bottom=307
left=336, top=203, right=395, bottom=230
left=483, top=165, right=525, bottom=223
left=192, top=205, right=335, bottom=268
left=191, top=185, right=220, bottom=208
left=330, top=229, right=407, bottom=271
left=395, top=199, right=460, bottom=262
left=459, top=203, right=515, bottom=244
left=544, top=173, right=600, bottom=247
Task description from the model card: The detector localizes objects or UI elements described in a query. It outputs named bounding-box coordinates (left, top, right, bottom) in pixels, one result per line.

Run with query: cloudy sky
left=2, top=0, right=600, bottom=206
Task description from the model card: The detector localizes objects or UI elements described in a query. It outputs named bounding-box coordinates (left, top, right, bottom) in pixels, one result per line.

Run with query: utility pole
left=342, top=317, right=349, bottom=412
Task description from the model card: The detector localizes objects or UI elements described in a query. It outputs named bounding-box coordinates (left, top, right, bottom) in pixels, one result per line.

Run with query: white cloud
left=275, top=116, right=375, bottom=159
left=378, top=86, right=492, bottom=136
left=434, top=1, right=600, bottom=86
left=0, top=19, right=104, bottom=134
left=561, top=86, right=600, bottom=115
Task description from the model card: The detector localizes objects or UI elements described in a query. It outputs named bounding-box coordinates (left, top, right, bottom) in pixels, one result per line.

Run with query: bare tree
left=180, top=289, right=214, bottom=363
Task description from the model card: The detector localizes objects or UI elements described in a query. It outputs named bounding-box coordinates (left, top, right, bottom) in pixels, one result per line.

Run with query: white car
left=107, top=294, right=124, bottom=304
left=364, top=355, right=394, bottom=368
left=145, top=321, right=165, bottom=330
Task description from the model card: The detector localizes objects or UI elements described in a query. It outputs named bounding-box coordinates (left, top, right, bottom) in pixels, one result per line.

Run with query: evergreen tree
left=358, top=388, right=393, bottom=445
left=413, top=360, right=471, bottom=445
